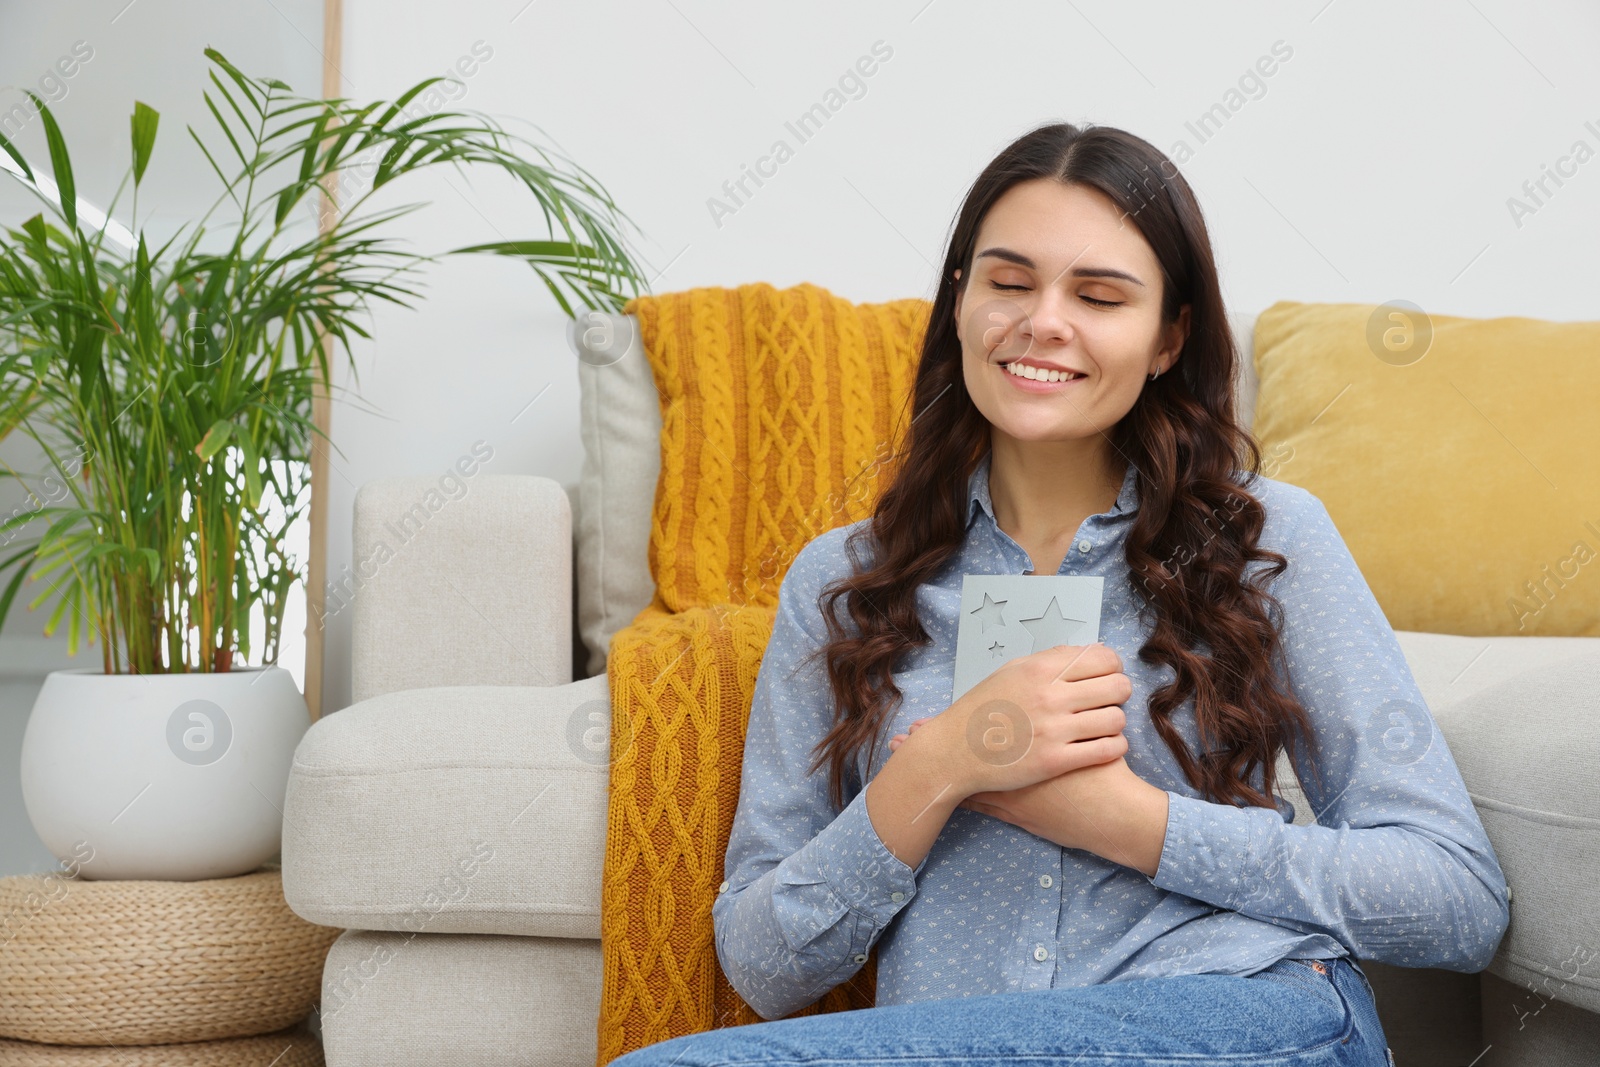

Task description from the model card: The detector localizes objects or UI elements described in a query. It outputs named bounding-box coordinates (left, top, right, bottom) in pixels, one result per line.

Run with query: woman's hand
left=891, top=719, right=1168, bottom=873
left=889, top=716, right=1131, bottom=841
left=885, top=643, right=1131, bottom=803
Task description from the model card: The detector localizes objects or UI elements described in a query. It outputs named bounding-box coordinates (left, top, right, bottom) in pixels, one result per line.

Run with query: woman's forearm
left=864, top=743, right=965, bottom=872
left=1077, top=779, right=1170, bottom=878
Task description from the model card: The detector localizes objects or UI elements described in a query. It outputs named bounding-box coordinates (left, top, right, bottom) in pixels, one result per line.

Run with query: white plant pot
left=20, top=665, right=310, bottom=881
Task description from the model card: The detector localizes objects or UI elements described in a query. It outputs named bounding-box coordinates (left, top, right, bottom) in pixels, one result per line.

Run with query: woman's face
left=954, top=178, right=1189, bottom=448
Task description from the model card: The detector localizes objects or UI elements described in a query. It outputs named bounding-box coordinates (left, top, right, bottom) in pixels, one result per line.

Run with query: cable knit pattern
left=629, top=283, right=926, bottom=612
left=595, top=284, right=929, bottom=1064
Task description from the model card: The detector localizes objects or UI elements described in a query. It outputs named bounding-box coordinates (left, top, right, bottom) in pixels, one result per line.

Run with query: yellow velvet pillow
left=1250, top=300, right=1600, bottom=638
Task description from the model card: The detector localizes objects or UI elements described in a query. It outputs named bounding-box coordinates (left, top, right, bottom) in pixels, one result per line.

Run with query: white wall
left=321, top=0, right=1600, bottom=713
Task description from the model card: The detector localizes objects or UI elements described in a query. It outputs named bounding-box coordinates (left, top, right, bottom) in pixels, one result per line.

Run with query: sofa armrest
left=1432, top=646, right=1600, bottom=1015
left=348, top=474, right=572, bottom=704
left=282, top=673, right=610, bottom=939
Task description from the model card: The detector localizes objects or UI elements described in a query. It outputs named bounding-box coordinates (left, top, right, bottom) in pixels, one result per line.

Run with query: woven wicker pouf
left=0, top=864, right=341, bottom=1047
left=0, top=1024, right=323, bottom=1066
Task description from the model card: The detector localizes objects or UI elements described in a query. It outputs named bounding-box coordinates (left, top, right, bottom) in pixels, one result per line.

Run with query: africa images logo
left=166, top=699, right=233, bottom=766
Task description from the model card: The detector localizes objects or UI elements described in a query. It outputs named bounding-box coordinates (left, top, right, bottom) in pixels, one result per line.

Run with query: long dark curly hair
left=802, top=122, right=1325, bottom=813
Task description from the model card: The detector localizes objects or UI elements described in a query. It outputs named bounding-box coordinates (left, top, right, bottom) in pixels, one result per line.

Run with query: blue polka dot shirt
left=712, top=447, right=1511, bottom=1021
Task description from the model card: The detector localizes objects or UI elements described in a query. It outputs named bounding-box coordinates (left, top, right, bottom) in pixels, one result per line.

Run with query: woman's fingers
left=889, top=718, right=932, bottom=752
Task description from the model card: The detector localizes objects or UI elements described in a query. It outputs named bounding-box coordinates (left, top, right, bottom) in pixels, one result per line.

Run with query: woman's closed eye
left=987, top=281, right=1123, bottom=308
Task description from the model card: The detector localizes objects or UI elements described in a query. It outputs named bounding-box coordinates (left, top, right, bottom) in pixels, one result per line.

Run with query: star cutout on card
left=1019, top=595, right=1087, bottom=653
left=952, top=574, right=1103, bottom=704
left=970, top=591, right=1008, bottom=633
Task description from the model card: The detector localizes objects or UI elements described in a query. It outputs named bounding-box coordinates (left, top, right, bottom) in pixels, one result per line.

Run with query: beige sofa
left=281, top=309, right=1600, bottom=1067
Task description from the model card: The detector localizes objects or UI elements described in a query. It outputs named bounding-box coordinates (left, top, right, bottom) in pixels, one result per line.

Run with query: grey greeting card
left=951, top=574, right=1104, bottom=704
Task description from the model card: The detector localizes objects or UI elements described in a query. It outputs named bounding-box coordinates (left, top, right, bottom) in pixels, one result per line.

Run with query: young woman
left=612, top=122, right=1508, bottom=1066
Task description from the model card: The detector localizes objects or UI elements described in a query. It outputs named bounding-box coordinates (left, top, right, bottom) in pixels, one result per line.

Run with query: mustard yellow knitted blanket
left=595, top=283, right=929, bottom=1064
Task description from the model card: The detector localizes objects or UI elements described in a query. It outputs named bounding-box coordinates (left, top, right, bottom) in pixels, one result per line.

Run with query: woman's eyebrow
left=974, top=246, right=1146, bottom=287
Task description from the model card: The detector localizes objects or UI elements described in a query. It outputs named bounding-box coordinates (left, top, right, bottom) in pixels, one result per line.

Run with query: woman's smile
left=998, top=359, right=1090, bottom=393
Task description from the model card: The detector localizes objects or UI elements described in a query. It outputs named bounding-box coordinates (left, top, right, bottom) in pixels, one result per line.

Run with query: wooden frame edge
left=303, top=0, right=343, bottom=721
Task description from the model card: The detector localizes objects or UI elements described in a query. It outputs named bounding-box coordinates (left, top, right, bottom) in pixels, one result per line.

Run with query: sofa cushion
left=1393, top=630, right=1600, bottom=710
left=1250, top=300, right=1600, bottom=638
left=1433, top=647, right=1600, bottom=1014
left=319, top=930, right=601, bottom=1067
left=282, top=674, right=610, bottom=939
left=574, top=314, right=662, bottom=680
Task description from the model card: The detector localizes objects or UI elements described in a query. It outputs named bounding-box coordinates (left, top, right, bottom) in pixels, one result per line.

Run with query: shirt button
left=853, top=954, right=868, bottom=964
left=1039, top=874, right=1053, bottom=888
left=1033, top=944, right=1049, bottom=962
left=1077, top=539, right=1091, bottom=554
left=717, top=880, right=729, bottom=893
left=890, top=891, right=904, bottom=902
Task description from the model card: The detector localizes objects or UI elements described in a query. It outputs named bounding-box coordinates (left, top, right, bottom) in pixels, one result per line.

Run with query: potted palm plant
left=0, top=49, right=647, bottom=880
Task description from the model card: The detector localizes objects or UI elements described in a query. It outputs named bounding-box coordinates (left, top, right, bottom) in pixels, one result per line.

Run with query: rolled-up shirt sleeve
left=713, top=529, right=927, bottom=1020
left=1148, top=489, right=1512, bottom=972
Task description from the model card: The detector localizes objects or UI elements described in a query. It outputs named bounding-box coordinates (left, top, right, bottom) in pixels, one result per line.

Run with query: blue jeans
left=610, top=956, right=1394, bottom=1066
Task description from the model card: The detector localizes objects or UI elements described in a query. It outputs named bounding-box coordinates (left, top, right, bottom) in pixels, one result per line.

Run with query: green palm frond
left=0, top=49, right=650, bottom=672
